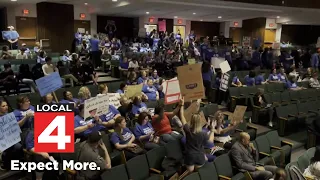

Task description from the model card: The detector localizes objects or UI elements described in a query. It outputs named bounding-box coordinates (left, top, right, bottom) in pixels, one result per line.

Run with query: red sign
left=159, top=20, right=166, bottom=32
left=234, top=22, right=239, bottom=27
left=80, top=13, right=86, bottom=19
left=23, top=9, right=29, bottom=15
left=269, top=23, right=274, bottom=27
left=34, top=104, right=74, bottom=153
left=149, top=17, right=154, bottom=23
left=177, top=19, right=183, bottom=24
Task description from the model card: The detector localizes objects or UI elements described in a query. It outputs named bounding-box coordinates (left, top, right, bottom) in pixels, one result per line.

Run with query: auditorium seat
left=214, top=154, right=246, bottom=180
left=306, top=147, right=316, bottom=161
left=297, top=153, right=310, bottom=172
left=198, top=162, right=219, bottom=180
left=100, top=164, right=129, bottom=180
left=251, top=140, right=272, bottom=165
left=183, top=172, right=200, bottom=180
left=255, top=135, right=282, bottom=166
left=101, top=133, right=125, bottom=166
left=265, top=131, right=293, bottom=164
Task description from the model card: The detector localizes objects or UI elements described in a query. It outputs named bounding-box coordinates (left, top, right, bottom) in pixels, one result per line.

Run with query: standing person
left=202, top=61, right=213, bottom=100
left=90, top=34, right=101, bottom=69
left=251, top=47, right=261, bottom=70
left=5, top=26, right=19, bottom=50
left=301, top=49, right=311, bottom=68
left=179, top=97, right=215, bottom=173
left=311, top=48, right=320, bottom=72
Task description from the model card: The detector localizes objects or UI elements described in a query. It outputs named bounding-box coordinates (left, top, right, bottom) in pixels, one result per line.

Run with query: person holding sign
left=74, top=104, right=103, bottom=141
left=0, top=100, right=23, bottom=170
left=137, top=70, right=148, bottom=85
left=59, top=91, right=80, bottom=105
left=142, top=79, right=159, bottom=101
left=116, top=83, right=127, bottom=95
left=13, top=96, right=35, bottom=131
left=41, top=93, right=56, bottom=105
left=179, top=97, right=215, bottom=173
left=133, top=112, right=160, bottom=150
left=99, top=104, right=121, bottom=130
left=78, top=86, right=92, bottom=104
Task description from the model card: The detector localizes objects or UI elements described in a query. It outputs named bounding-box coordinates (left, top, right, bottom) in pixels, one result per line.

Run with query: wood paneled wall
left=74, top=20, right=90, bottom=34
left=0, top=7, right=7, bottom=43
left=97, top=16, right=136, bottom=39
left=281, top=25, right=320, bottom=46
left=242, top=18, right=266, bottom=47
left=16, top=17, right=37, bottom=46
left=37, top=2, right=74, bottom=52
left=190, top=21, right=220, bottom=39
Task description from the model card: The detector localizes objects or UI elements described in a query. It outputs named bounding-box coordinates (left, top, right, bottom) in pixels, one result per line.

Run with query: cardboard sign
left=219, top=61, right=231, bottom=74
left=125, top=84, right=143, bottom=98
left=177, top=64, right=205, bottom=101
left=199, top=111, right=208, bottom=128
left=35, top=72, right=63, bottom=97
left=188, top=58, right=196, bottom=65
left=184, top=101, right=200, bottom=123
left=84, top=94, right=109, bottom=119
left=232, top=105, right=247, bottom=123
left=219, top=73, right=230, bottom=92
left=165, top=79, right=181, bottom=104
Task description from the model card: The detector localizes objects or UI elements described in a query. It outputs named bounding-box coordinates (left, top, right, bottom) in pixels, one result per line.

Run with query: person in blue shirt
left=311, top=48, right=320, bottom=71
left=150, top=70, right=160, bottom=85
left=75, top=30, right=82, bottom=46
left=280, top=50, right=294, bottom=72
left=78, top=86, right=91, bottom=104
left=111, top=38, right=120, bottom=51
left=244, top=71, right=256, bottom=86
left=255, top=71, right=267, bottom=85
left=116, top=83, right=127, bottom=95
left=268, top=68, right=280, bottom=83
left=99, top=105, right=121, bottom=130
left=137, top=70, right=148, bottom=85
left=89, top=34, right=101, bottom=68
left=278, top=68, right=287, bottom=83
left=133, top=112, right=160, bottom=150
left=61, top=50, right=71, bottom=62
left=131, top=96, right=148, bottom=116
left=142, top=79, right=159, bottom=101
left=0, top=99, right=23, bottom=170
left=13, top=96, right=35, bottom=131
left=42, top=93, right=56, bottom=105
left=60, top=91, right=80, bottom=105
left=251, top=47, right=261, bottom=69
left=74, top=104, right=102, bottom=141
left=286, top=76, right=304, bottom=91
left=231, top=73, right=242, bottom=87
left=119, top=57, right=129, bottom=77
left=188, top=30, right=196, bottom=42
left=111, top=116, right=142, bottom=160
left=127, top=71, right=138, bottom=85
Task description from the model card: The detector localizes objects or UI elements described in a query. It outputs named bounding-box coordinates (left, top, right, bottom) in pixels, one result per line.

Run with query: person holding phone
left=179, top=97, right=215, bottom=173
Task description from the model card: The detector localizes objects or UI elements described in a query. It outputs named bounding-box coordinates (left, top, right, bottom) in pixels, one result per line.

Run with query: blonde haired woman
left=179, top=97, right=215, bottom=173
left=78, top=86, right=91, bottom=103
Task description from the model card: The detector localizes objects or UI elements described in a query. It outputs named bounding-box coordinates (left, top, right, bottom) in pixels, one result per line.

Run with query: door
left=174, top=25, right=186, bottom=42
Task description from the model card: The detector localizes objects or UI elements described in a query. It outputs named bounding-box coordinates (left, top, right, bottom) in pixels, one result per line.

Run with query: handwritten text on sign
left=84, top=94, right=109, bottom=119
left=35, top=72, right=63, bottom=97
left=0, top=113, right=21, bottom=151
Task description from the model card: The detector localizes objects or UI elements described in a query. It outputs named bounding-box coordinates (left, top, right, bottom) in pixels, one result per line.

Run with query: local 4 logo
left=34, top=104, right=74, bottom=153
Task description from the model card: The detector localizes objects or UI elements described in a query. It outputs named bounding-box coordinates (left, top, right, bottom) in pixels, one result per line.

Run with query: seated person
left=231, top=74, right=242, bottom=87
left=77, top=131, right=111, bottom=180
left=42, top=57, right=58, bottom=76
left=57, top=61, right=79, bottom=87
left=128, top=58, right=139, bottom=71
left=142, top=79, right=159, bottom=101
left=131, top=96, right=147, bottom=116
left=74, top=104, right=102, bottom=141
left=78, top=86, right=91, bottom=104
left=37, top=51, right=46, bottom=64
left=268, top=68, right=280, bottom=83
left=111, top=116, right=143, bottom=160
left=150, top=70, right=160, bottom=85
left=119, top=57, right=129, bottom=77
left=16, top=48, right=28, bottom=59
left=60, top=91, right=80, bottom=105
left=0, top=46, right=12, bottom=59
left=302, top=67, right=312, bottom=82
left=137, top=70, right=148, bottom=84
left=127, top=71, right=138, bottom=85
left=244, top=71, right=256, bottom=86
left=0, top=63, right=18, bottom=95
left=118, top=96, right=132, bottom=117
left=99, top=105, right=121, bottom=130
left=98, top=83, right=108, bottom=96
left=61, top=50, right=71, bottom=62
left=278, top=68, right=287, bottom=83
left=133, top=112, right=160, bottom=150
left=41, top=93, right=56, bottom=104
left=309, top=73, right=320, bottom=88
left=255, top=71, right=267, bottom=85
left=253, top=88, right=274, bottom=127
left=116, top=83, right=127, bottom=94
left=13, top=96, right=34, bottom=131
left=286, top=75, right=304, bottom=91
left=230, top=132, right=277, bottom=180
left=303, top=146, right=320, bottom=180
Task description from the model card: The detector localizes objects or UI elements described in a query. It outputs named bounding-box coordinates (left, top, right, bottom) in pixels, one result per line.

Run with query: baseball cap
left=88, top=131, right=102, bottom=144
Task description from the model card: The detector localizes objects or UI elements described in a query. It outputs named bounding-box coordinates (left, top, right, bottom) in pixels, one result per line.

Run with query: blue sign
left=0, top=113, right=21, bottom=151
left=35, top=72, right=63, bottom=97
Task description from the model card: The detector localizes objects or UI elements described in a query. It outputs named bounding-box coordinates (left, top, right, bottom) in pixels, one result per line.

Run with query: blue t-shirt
left=137, top=77, right=148, bottom=84
left=25, top=131, right=34, bottom=151
left=100, top=105, right=119, bottom=123
left=132, top=103, right=147, bottom=115
left=255, top=75, right=265, bottom=85
left=74, top=115, right=100, bottom=136
left=150, top=76, right=160, bottom=84
left=90, top=38, right=100, bottom=52
left=13, top=105, right=35, bottom=130
left=181, top=127, right=214, bottom=149
left=202, top=70, right=213, bottom=82
left=244, top=75, right=255, bottom=86
left=278, top=73, right=287, bottom=83
left=116, top=89, right=124, bottom=94
left=111, top=128, right=134, bottom=145
left=142, top=85, right=157, bottom=101
left=268, top=74, right=279, bottom=81
left=286, top=81, right=297, bottom=89
left=188, top=34, right=196, bottom=40
left=153, top=38, right=160, bottom=48
left=232, top=76, right=240, bottom=84
left=214, top=77, right=221, bottom=88
left=60, top=98, right=79, bottom=104
left=120, top=62, right=129, bottom=70
left=133, top=122, right=154, bottom=141
left=105, top=42, right=111, bottom=48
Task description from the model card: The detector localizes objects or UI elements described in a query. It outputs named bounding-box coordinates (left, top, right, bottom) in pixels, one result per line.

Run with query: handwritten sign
left=232, top=105, right=247, bottom=123
left=165, top=79, right=181, bottom=104
left=35, top=72, right=63, bottom=97
left=125, top=84, right=143, bottom=98
left=108, top=93, right=121, bottom=109
left=0, top=113, right=21, bottom=151
left=84, top=94, right=109, bottom=119
left=219, top=73, right=230, bottom=92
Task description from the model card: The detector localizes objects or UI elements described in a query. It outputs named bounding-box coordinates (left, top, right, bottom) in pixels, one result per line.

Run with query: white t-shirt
left=42, top=64, right=55, bottom=75
left=128, top=61, right=139, bottom=69
left=16, top=53, right=28, bottom=59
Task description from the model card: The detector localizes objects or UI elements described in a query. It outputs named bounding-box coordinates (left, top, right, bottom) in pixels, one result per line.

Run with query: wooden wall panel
left=190, top=21, right=220, bottom=39
left=74, top=20, right=90, bottom=34
left=0, top=7, right=7, bottom=44
left=281, top=25, right=320, bottom=46
left=37, top=2, right=74, bottom=52
left=16, top=16, right=37, bottom=46
left=242, top=18, right=266, bottom=48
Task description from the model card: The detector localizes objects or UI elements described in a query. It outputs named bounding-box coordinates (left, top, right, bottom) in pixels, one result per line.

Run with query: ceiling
left=1, top=0, right=320, bottom=25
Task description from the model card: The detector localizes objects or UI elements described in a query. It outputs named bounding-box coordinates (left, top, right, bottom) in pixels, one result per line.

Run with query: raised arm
left=179, top=97, right=186, bottom=125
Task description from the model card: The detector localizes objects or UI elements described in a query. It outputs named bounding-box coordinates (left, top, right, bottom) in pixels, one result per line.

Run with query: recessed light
left=112, top=0, right=118, bottom=1
left=174, top=16, right=178, bottom=18
left=193, top=12, right=196, bottom=15
left=277, top=16, right=280, bottom=19
left=11, top=0, right=17, bottom=1
left=285, top=22, right=289, bottom=24
left=146, top=12, right=149, bottom=14
left=200, top=19, right=203, bottom=21
left=218, top=16, right=222, bottom=19
left=84, top=2, right=88, bottom=5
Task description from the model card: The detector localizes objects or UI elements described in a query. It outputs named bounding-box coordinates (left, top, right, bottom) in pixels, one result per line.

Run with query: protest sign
left=219, top=61, right=231, bottom=74
left=177, top=64, right=205, bottom=101
left=0, top=113, right=21, bottom=151
left=219, top=73, right=230, bottom=92
left=35, top=72, right=63, bottom=97
left=84, top=94, right=109, bottom=119
left=165, top=79, right=181, bottom=104
left=232, top=105, right=247, bottom=123
left=188, top=58, right=196, bottom=65
left=125, top=84, right=143, bottom=98
left=184, top=101, right=200, bottom=123
left=108, top=93, right=121, bottom=109
left=211, top=57, right=225, bottom=68
left=199, top=111, right=208, bottom=128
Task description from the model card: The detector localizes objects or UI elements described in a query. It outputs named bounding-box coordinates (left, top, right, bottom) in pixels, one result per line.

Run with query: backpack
left=288, top=164, right=306, bottom=180
left=31, top=63, right=44, bottom=80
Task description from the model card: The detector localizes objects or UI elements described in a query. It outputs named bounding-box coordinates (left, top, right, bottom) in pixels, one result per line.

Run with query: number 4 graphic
left=38, top=116, right=71, bottom=150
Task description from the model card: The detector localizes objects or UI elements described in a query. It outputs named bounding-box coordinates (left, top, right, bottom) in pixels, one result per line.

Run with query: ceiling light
left=146, top=12, right=149, bottom=14
left=112, top=0, right=118, bottom=1
left=285, top=22, right=289, bottom=24
left=11, top=0, right=17, bottom=1
left=218, top=16, right=222, bottom=19
left=174, top=16, right=178, bottom=18
left=84, top=2, right=88, bottom=5
left=200, top=19, right=203, bottom=21
left=277, top=16, right=280, bottom=19
left=193, top=12, right=196, bottom=15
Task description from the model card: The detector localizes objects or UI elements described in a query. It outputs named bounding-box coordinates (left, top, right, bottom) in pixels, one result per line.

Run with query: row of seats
left=285, top=147, right=316, bottom=180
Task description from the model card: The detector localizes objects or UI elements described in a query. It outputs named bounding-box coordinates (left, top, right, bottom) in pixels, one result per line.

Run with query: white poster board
left=219, top=73, right=230, bottom=92
left=211, top=57, right=225, bottom=68
left=0, top=113, right=21, bottom=151
left=108, top=93, right=121, bottom=109
left=165, top=79, right=181, bottom=104
left=219, top=61, right=231, bottom=73
left=84, top=94, right=109, bottom=119
left=242, top=36, right=251, bottom=47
